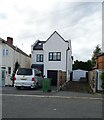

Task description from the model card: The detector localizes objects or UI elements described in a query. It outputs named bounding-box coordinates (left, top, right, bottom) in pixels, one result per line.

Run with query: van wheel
left=16, top=86, right=21, bottom=90
left=34, top=82, right=39, bottom=90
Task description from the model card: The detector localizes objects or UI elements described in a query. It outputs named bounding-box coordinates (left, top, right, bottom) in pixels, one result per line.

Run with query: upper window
left=49, top=52, right=61, bottom=61
left=3, top=49, right=9, bottom=56
left=36, top=54, right=43, bottom=62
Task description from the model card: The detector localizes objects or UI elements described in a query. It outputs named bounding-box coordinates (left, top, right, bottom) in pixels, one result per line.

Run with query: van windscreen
left=17, top=68, right=32, bottom=75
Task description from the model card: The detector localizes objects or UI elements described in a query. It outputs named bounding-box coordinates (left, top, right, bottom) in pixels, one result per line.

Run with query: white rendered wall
left=43, top=32, right=72, bottom=77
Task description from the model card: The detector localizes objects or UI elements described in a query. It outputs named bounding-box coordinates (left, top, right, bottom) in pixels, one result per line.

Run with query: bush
left=10, top=61, right=20, bottom=86
left=100, top=71, right=104, bottom=90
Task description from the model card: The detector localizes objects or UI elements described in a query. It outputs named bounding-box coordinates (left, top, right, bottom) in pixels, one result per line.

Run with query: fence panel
left=57, top=71, right=66, bottom=90
left=88, top=70, right=103, bottom=92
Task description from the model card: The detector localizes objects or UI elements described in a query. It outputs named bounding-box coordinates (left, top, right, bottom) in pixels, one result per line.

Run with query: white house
left=31, top=31, right=73, bottom=86
left=0, top=37, right=31, bottom=86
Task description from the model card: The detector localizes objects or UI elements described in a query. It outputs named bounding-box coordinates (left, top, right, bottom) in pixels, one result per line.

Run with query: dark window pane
left=53, top=53, right=57, bottom=60
left=57, top=52, right=61, bottom=60
left=36, top=54, right=43, bottom=62
left=40, top=55, right=43, bottom=62
left=49, top=52, right=61, bottom=61
left=17, top=68, right=32, bottom=75
left=49, top=53, right=52, bottom=60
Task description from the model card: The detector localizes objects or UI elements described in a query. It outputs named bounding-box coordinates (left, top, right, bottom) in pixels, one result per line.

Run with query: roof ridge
left=45, top=31, right=68, bottom=43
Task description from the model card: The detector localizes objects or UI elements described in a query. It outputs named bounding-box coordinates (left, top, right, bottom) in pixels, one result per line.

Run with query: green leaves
left=73, top=60, right=93, bottom=71
left=91, top=45, right=101, bottom=67
left=100, top=71, right=104, bottom=90
left=10, top=61, right=20, bottom=80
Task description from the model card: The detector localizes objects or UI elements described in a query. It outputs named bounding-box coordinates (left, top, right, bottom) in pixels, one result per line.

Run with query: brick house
left=96, top=53, right=104, bottom=70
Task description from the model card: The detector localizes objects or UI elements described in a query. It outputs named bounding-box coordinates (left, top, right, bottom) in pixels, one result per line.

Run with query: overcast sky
left=0, top=0, right=103, bottom=61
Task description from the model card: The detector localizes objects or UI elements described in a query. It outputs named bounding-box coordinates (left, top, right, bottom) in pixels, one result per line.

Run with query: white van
left=14, top=68, right=43, bottom=90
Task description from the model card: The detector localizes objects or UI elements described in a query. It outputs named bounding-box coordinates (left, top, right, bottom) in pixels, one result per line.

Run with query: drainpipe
left=66, top=41, right=70, bottom=82
left=66, top=49, right=68, bottom=82
left=13, top=48, right=15, bottom=69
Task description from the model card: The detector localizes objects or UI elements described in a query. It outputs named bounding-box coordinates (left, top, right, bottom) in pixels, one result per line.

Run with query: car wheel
left=16, top=86, right=21, bottom=90
left=34, top=82, right=39, bottom=90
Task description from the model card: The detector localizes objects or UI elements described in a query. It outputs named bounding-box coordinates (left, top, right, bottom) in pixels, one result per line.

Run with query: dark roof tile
left=33, top=40, right=45, bottom=50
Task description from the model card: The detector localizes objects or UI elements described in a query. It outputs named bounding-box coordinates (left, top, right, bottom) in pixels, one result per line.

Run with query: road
left=1, top=87, right=103, bottom=118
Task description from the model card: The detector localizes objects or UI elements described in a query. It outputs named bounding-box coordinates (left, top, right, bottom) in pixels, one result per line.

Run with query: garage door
left=47, top=70, right=57, bottom=86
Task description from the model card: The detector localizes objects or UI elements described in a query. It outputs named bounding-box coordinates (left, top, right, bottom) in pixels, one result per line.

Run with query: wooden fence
left=88, top=71, right=97, bottom=93
left=57, top=71, right=66, bottom=91
left=88, top=70, right=103, bottom=92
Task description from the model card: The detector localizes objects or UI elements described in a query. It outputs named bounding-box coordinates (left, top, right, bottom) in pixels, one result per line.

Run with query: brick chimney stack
left=7, top=37, right=13, bottom=45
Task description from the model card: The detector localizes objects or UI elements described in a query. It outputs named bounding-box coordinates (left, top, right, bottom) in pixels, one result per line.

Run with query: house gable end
left=45, top=31, right=68, bottom=43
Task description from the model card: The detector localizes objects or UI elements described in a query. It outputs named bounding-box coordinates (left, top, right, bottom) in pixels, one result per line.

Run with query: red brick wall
left=97, top=55, right=104, bottom=70
left=7, top=37, right=13, bottom=45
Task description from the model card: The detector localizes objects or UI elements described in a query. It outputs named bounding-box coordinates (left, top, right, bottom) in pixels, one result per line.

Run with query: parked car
left=14, top=68, right=43, bottom=90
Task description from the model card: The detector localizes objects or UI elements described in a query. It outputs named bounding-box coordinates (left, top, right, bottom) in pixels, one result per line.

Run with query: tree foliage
left=100, top=71, right=104, bottom=90
left=14, top=61, right=20, bottom=73
left=73, top=60, right=93, bottom=71
left=73, top=45, right=102, bottom=71
left=91, top=45, right=101, bottom=67
left=11, top=61, right=20, bottom=86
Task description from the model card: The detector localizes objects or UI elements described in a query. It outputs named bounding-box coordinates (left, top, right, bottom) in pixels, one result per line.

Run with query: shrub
left=10, top=61, right=20, bottom=86
left=100, top=71, right=104, bottom=90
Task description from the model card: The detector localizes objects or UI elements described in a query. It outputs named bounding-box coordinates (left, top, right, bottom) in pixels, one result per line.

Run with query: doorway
left=0, top=67, right=6, bottom=86
left=47, top=70, right=57, bottom=86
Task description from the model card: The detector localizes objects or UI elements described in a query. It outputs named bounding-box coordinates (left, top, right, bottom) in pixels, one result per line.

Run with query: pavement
left=33, top=88, right=103, bottom=100
left=1, top=86, right=103, bottom=100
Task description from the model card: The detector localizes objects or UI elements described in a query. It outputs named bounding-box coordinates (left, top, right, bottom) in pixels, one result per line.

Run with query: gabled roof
left=33, top=40, right=46, bottom=50
left=32, top=31, right=69, bottom=50
left=0, top=37, right=30, bottom=57
left=45, top=31, right=69, bottom=43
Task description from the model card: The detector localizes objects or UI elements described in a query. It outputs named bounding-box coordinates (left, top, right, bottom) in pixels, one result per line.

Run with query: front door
left=47, top=70, right=57, bottom=86
left=0, top=67, right=6, bottom=86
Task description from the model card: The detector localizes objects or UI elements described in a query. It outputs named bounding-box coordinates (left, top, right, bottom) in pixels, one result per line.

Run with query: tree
left=100, top=71, right=104, bottom=90
left=73, top=60, right=93, bottom=71
left=86, top=60, right=93, bottom=71
left=91, top=45, right=101, bottom=67
left=72, top=45, right=101, bottom=71
left=11, top=61, right=20, bottom=86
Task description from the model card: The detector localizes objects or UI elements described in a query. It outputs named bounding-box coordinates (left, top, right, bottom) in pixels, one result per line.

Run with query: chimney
left=7, top=37, right=13, bottom=45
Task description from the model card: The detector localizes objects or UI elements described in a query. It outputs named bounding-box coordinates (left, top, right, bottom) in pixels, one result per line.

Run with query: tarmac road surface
left=1, top=86, right=103, bottom=119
